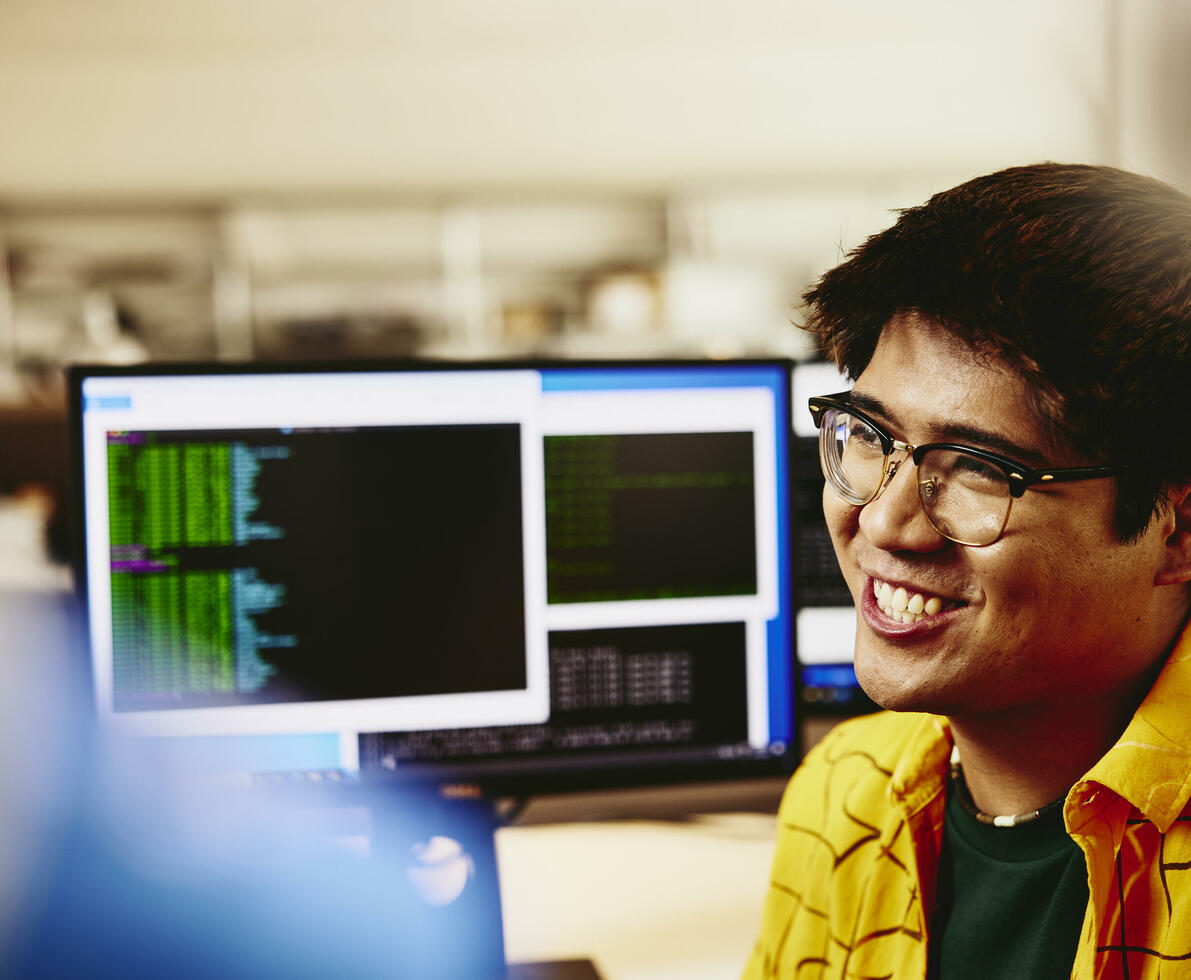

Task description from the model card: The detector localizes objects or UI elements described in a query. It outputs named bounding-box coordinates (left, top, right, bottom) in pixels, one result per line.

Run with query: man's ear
left=1155, top=485, right=1191, bottom=586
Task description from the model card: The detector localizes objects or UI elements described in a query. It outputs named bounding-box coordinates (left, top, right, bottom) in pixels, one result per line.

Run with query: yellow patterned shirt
left=743, top=627, right=1191, bottom=980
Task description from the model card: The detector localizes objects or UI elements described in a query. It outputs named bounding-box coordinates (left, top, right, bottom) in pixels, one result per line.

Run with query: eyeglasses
left=807, top=392, right=1123, bottom=547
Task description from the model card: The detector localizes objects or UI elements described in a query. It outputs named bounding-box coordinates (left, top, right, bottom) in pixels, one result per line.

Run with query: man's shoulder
left=757, top=711, right=945, bottom=980
left=778, top=710, right=946, bottom=823
left=805, top=709, right=942, bottom=770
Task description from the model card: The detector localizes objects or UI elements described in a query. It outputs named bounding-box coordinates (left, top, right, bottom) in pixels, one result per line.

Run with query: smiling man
left=744, top=164, right=1191, bottom=980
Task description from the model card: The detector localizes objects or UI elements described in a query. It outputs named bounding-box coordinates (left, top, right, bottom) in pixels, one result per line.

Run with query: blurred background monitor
left=69, top=359, right=797, bottom=797
left=790, top=360, right=874, bottom=717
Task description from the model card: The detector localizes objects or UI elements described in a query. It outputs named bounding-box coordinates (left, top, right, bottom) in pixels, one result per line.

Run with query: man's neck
left=947, top=685, right=1152, bottom=818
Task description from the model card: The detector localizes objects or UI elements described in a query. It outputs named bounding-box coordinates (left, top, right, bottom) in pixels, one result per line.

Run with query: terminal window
left=361, top=621, right=749, bottom=767
left=105, top=423, right=527, bottom=711
left=544, top=431, right=757, bottom=604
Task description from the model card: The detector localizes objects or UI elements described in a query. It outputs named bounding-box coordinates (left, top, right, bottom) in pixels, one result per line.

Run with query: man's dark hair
left=802, top=162, right=1191, bottom=541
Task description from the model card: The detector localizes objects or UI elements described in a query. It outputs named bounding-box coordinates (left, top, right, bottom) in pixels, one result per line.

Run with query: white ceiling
left=0, top=0, right=1136, bottom=199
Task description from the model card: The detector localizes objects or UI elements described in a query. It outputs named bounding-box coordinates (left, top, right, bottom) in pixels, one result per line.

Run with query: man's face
left=825, top=313, right=1181, bottom=721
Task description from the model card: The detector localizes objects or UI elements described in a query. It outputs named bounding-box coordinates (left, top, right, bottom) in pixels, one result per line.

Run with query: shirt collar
left=1078, top=617, right=1191, bottom=833
left=887, top=713, right=952, bottom=817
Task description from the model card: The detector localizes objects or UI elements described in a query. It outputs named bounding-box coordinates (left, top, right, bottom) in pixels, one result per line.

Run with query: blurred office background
left=0, top=0, right=1186, bottom=577
left=0, top=0, right=1188, bottom=392
left=2, top=0, right=1188, bottom=578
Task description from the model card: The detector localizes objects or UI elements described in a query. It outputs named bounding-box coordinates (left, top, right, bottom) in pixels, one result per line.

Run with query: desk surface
left=498, top=811, right=778, bottom=980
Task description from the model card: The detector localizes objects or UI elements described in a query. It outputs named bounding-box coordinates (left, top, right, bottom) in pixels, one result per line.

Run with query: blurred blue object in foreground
left=0, top=591, right=506, bottom=979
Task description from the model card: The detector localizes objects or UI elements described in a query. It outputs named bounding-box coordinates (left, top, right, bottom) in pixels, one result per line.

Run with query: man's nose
left=857, top=456, right=947, bottom=552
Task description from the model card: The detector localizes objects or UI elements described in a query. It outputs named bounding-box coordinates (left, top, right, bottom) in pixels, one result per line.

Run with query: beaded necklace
left=948, top=745, right=1067, bottom=828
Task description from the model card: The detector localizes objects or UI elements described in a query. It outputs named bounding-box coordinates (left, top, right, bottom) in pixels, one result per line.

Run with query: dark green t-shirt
left=928, top=785, right=1089, bottom=979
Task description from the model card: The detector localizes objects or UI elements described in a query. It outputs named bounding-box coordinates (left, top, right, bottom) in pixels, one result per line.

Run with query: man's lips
left=860, top=576, right=966, bottom=635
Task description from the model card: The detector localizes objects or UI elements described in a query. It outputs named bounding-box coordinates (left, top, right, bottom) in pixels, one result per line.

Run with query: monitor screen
left=69, top=360, right=796, bottom=792
left=790, top=360, right=872, bottom=714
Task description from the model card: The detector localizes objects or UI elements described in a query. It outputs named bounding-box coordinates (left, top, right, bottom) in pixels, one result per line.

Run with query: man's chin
left=852, top=646, right=950, bottom=715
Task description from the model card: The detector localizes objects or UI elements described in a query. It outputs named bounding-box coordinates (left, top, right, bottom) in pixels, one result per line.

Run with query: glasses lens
left=819, top=408, right=887, bottom=505
left=917, top=448, right=1011, bottom=546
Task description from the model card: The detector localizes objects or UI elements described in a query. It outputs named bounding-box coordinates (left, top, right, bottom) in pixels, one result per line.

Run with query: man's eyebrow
left=846, top=390, right=1052, bottom=469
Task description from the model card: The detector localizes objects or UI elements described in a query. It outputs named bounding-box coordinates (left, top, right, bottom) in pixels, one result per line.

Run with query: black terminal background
left=544, top=621, right=749, bottom=744
left=792, top=434, right=852, bottom=607
left=120, top=424, right=527, bottom=706
left=546, top=431, right=757, bottom=603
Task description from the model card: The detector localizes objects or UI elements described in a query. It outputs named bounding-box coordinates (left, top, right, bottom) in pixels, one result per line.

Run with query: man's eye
left=951, top=453, right=1002, bottom=482
left=848, top=422, right=882, bottom=448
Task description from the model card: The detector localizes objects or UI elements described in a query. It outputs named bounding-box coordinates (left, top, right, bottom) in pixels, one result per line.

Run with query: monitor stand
left=507, top=960, right=603, bottom=979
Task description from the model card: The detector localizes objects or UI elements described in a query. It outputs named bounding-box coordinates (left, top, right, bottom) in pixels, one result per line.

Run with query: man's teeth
left=872, top=579, right=949, bottom=624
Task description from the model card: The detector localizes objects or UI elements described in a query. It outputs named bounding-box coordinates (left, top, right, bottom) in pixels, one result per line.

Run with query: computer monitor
left=69, top=360, right=797, bottom=793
